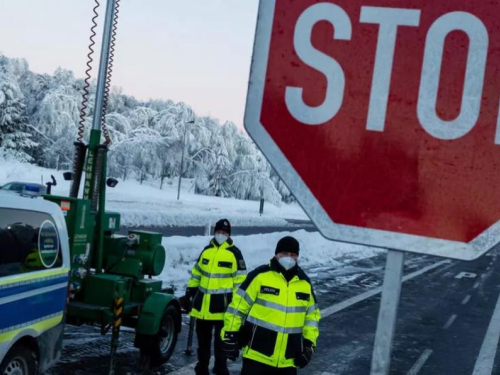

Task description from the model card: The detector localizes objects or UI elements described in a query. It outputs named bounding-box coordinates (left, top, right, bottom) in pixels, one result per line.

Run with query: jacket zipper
left=277, top=276, right=290, bottom=366
left=205, top=244, right=219, bottom=319
left=249, top=324, right=257, bottom=349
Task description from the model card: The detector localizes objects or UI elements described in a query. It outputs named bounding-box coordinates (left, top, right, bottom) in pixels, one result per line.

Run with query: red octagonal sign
left=245, top=0, right=500, bottom=260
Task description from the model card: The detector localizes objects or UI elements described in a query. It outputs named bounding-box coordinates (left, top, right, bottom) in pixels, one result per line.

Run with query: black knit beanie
left=214, top=219, right=231, bottom=236
left=275, top=236, right=300, bottom=255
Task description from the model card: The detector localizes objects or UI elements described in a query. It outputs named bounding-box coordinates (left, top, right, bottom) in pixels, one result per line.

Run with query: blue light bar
left=24, top=184, right=41, bottom=193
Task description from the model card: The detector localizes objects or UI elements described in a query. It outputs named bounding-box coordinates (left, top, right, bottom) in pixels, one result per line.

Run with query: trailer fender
left=136, top=292, right=181, bottom=336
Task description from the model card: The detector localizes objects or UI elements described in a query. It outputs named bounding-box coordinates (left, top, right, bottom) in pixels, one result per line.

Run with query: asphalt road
left=305, top=248, right=500, bottom=375
left=47, top=247, right=500, bottom=375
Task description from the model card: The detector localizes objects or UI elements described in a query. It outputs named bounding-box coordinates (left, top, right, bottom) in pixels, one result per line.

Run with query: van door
left=0, top=207, right=70, bottom=373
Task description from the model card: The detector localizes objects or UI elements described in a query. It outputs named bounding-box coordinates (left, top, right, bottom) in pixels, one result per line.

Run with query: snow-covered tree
left=0, top=52, right=296, bottom=203
left=205, top=130, right=232, bottom=197
left=0, top=71, right=35, bottom=161
left=28, top=68, right=82, bottom=168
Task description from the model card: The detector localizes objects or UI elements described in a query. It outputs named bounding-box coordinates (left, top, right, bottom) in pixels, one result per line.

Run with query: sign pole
left=370, top=250, right=405, bottom=375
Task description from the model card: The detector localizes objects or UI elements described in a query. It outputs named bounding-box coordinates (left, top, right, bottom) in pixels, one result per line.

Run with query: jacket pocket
left=239, top=321, right=253, bottom=348
left=248, top=323, right=277, bottom=357
left=284, top=333, right=302, bottom=359
left=209, top=293, right=226, bottom=314
left=295, top=292, right=310, bottom=301
left=193, top=290, right=204, bottom=311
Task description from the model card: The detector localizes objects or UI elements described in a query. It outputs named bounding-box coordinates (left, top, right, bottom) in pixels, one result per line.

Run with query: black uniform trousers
left=195, top=319, right=226, bottom=369
left=241, top=358, right=297, bottom=375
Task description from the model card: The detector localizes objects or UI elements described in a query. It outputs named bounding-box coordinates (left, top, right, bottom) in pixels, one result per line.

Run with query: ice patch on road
left=334, top=274, right=362, bottom=285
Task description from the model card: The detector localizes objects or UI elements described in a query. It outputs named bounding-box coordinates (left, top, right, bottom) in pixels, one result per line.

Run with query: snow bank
left=160, top=229, right=383, bottom=293
left=0, top=160, right=308, bottom=227
left=0, top=162, right=384, bottom=294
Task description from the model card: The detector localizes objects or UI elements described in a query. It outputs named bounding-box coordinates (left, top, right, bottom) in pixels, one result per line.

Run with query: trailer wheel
left=0, top=346, right=37, bottom=375
left=138, top=304, right=179, bottom=370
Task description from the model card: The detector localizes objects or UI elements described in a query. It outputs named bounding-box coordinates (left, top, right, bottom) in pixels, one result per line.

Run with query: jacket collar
left=210, top=237, right=234, bottom=248
left=270, top=256, right=298, bottom=282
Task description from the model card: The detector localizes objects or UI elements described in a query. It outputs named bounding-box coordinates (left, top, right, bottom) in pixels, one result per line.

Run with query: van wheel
left=138, top=305, right=179, bottom=370
left=0, top=346, right=37, bottom=375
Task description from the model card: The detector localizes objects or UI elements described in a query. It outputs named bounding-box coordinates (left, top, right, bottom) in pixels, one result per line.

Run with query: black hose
left=69, top=142, right=87, bottom=198
left=101, top=0, right=121, bottom=145
left=77, top=0, right=100, bottom=143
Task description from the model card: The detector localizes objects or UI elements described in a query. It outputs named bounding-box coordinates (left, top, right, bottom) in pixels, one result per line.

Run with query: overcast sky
left=0, top=0, right=259, bottom=126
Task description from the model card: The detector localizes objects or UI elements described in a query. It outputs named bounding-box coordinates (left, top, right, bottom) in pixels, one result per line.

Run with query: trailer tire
left=138, top=304, right=179, bottom=369
left=0, top=346, right=37, bottom=375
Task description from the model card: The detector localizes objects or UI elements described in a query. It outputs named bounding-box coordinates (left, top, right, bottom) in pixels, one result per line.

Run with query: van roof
left=0, top=192, right=62, bottom=217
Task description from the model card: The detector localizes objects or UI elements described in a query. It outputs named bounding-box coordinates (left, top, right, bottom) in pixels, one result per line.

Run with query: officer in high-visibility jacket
left=185, top=219, right=247, bottom=375
left=221, top=236, right=320, bottom=375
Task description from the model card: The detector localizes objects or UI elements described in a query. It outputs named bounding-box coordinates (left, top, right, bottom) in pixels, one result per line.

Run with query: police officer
left=185, top=219, right=247, bottom=375
left=221, top=236, right=320, bottom=374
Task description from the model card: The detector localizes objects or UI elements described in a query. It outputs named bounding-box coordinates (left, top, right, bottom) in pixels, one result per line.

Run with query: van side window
left=0, top=208, right=62, bottom=277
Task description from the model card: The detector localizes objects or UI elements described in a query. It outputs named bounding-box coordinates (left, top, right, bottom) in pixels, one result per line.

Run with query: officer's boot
left=195, top=361, right=210, bottom=375
left=212, top=357, right=229, bottom=375
left=195, top=348, right=210, bottom=375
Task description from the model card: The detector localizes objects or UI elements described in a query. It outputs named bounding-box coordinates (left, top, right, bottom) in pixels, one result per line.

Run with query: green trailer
left=43, top=0, right=182, bottom=373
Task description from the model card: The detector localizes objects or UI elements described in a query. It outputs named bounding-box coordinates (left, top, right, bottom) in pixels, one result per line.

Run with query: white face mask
left=215, top=234, right=228, bottom=245
left=278, top=256, right=296, bottom=270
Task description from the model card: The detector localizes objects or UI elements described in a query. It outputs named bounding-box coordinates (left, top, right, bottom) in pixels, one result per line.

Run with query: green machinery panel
left=83, top=274, right=129, bottom=308
left=102, top=211, right=120, bottom=232
left=131, top=279, right=162, bottom=303
left=102, top=231, right=166, bottom=279
left=67, top=274, right=129, bottom=325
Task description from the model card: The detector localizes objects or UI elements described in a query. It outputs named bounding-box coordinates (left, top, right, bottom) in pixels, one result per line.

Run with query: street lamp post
left=177, top=119, right=195, bottom=200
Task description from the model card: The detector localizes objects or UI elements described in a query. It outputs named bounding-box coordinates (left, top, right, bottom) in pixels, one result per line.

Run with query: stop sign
left=245, top=0, right=500, bottom=260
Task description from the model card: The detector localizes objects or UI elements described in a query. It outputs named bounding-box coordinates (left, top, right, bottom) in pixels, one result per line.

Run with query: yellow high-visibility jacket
left=221, top=258, right=320, bottom=368
left=187, top=238, right=247, bottom=320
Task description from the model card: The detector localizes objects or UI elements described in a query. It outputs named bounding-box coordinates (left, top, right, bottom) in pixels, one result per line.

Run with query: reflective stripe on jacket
left=187, top=238, right=247, bottom=320
left=221, top=258, right=320, bottom=368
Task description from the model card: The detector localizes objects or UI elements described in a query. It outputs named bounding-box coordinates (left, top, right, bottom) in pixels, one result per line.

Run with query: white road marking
left=474, top=282, right=481, bottom=289
left=455, top=272, right=477, bottom=279
left=442, top=314, right=457, bottom=329
left=407, top=349, right=433, bottom=375
left=462, top=295, right=471, bottom=305
left=472, top=290, right=500, bottom=375
left=321, top=260, right=451, bottom=318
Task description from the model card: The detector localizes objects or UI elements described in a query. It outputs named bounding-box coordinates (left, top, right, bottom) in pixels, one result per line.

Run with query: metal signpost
left=244, top=1, right=500, bottom=373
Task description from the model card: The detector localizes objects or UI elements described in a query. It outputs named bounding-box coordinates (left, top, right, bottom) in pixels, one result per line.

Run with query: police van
left=0, top=188, right=70, bottom=375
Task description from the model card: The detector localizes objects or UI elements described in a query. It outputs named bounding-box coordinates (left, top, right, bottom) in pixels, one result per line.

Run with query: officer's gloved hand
left=294, top=339, right=315, bottom=369
left=222, top=331, right=239, bottom=361
left=181, top=288, right=196, bottom=313
left=180, top=295, right=192, bottom=313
